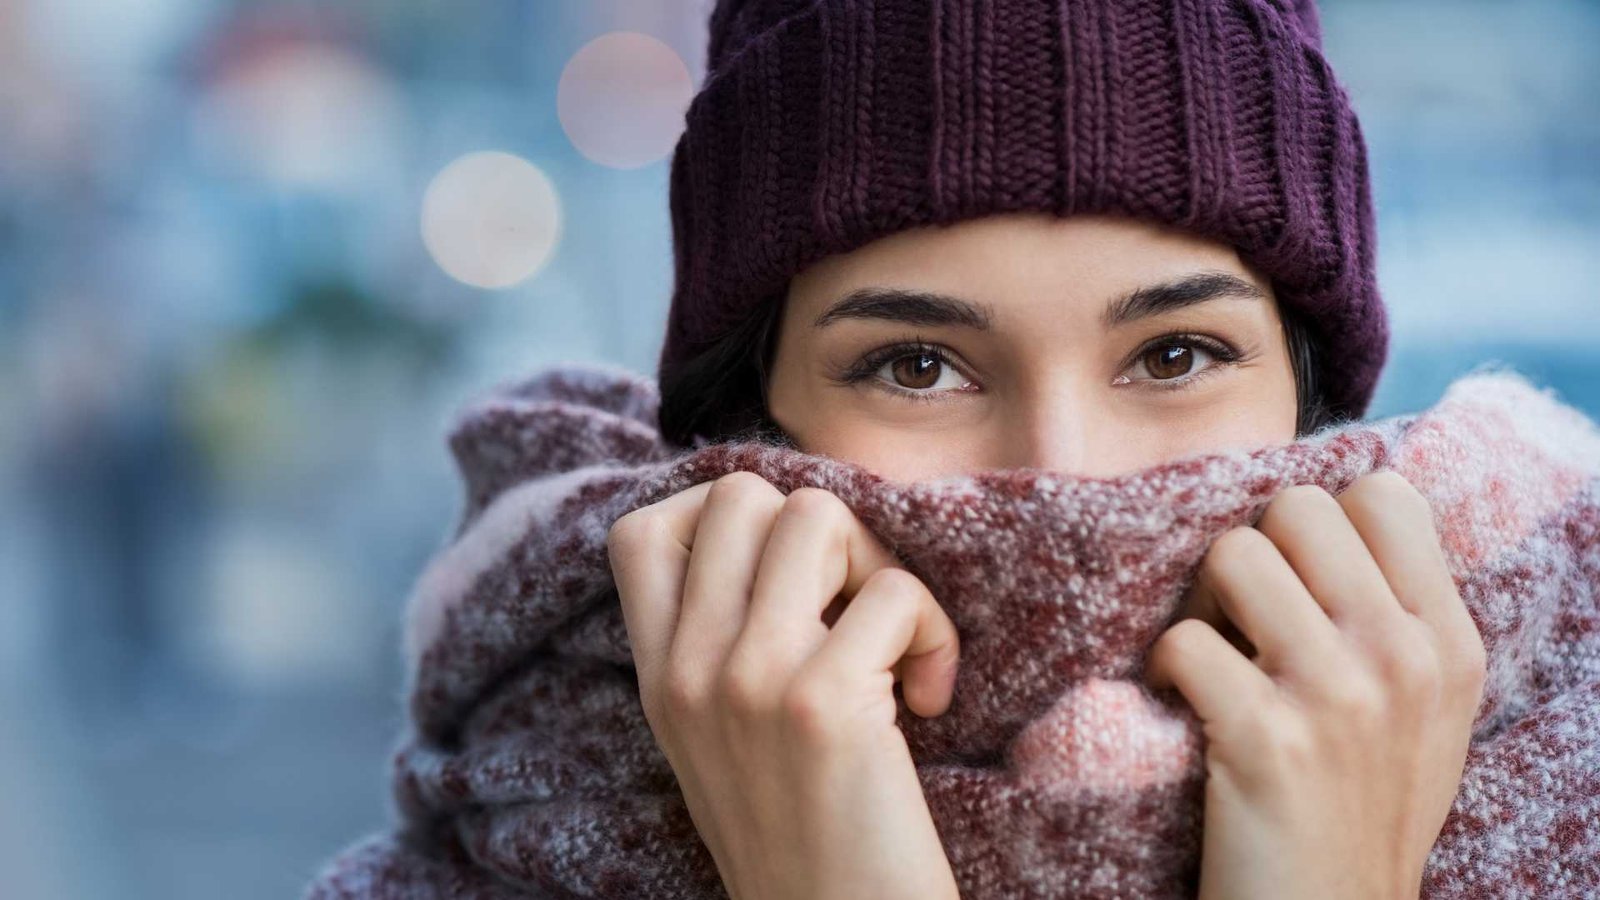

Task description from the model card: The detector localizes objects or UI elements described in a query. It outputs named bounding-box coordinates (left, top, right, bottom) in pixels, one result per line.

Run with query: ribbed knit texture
left=658, top=0, right=1386, bottom=425
left=304, top=362, right=1600, bottom=898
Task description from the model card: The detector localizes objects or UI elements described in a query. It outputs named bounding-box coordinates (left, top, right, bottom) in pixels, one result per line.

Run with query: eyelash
left=833, top=333, right=1246, bottom=404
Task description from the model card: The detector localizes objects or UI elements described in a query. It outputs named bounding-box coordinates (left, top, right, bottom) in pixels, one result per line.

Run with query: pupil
left=1147, top=344, right=1192, bottom=379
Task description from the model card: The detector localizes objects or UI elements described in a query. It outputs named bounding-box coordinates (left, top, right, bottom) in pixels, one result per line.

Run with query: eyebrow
left=1101, top=271, right=1268, bottom=328
left=812, top=286, right=995, bottom=330
left=811, top=270, right=1267, bottom=331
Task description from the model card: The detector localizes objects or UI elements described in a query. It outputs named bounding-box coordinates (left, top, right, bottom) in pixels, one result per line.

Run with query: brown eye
left=887, top=351, right=945, bottom=389
left=1141, top=342, right=1196, bottom=380
left=853, top=344, right=973, bottom=399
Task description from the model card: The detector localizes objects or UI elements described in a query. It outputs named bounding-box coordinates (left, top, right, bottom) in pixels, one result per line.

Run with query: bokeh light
left=420, top=150, right=562, bottom=289
left=192, top=40, right=403, bottom=191
left=557, top=31, right=694, bottom=169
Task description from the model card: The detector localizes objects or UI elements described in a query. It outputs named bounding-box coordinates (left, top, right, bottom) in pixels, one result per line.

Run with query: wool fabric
left=657, top=0, right=1387, bottom=425
left=304, top=361, right=1600, bottom=898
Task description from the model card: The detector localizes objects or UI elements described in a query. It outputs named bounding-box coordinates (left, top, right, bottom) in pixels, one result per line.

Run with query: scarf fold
left=306, top=362, right=1600, bottom=899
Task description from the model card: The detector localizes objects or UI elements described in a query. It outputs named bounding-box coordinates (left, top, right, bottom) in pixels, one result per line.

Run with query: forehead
left=786, top=210, right=1262, bottom=322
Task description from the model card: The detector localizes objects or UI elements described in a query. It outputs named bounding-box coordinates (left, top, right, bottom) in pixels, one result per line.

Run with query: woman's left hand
left=1143, top=470, right=1489, bottom=900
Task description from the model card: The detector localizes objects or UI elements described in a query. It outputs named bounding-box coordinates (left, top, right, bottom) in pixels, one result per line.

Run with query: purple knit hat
left=658, top=0, right=1386, bottom=421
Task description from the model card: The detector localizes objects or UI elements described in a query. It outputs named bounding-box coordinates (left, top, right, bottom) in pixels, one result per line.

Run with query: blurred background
left=0, top=0, right=1594, bottom=897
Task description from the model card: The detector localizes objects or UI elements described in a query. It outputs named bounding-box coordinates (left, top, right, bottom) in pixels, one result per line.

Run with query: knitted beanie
left=657, top=0, right=1386, bottom=422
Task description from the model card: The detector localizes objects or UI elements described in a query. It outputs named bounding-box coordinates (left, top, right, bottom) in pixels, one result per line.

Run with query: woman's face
left=765, top=211, right=1300, bottom=482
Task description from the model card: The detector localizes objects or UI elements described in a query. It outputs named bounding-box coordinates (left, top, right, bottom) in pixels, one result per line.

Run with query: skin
left=766, top=211, right=1300, bottom=481
left=607, top=211, right=1487, bottom=900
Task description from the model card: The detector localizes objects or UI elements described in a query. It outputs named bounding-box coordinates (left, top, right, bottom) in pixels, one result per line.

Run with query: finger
left=800, top=567, right=960, bottom=718
left=1182, top=526, right=1345, bottom=678
left=1143, top=617, right=1277, bottom=728
left=1174, top=566, right=1257, bottom=661
left=1335, top=471, right=1469, bottom=639
left=606, top=480, right=715, bottom=686
left=1337, top=471, right=1488, bottom=714
left=1256, top=484, right=1401, bottom=634
left=672, top=472, right=786, bottom=678
left=736, top=487, right=905, bottom=671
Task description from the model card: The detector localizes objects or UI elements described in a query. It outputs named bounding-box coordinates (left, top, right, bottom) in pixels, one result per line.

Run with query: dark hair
left=659, top=288, right=1338, bottom=451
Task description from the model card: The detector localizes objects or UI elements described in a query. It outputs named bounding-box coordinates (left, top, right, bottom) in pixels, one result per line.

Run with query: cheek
left=1172, top=409, right=1297, bottom=455
left=1090, top=383, right=1300, bottom=474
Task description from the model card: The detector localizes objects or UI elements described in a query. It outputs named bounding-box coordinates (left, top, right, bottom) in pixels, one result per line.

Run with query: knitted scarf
left=305, top=363, right=1600, bottom=899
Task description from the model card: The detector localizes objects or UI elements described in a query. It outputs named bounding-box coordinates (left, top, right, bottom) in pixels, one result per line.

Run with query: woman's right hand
left=605, top=471, right=963, bottom=900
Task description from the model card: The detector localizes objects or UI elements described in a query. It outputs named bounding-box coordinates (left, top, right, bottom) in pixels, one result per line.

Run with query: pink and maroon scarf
left=305, top=363, right=1600, bottom=898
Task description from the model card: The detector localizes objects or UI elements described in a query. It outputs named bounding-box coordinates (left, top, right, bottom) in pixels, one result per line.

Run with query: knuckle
left=1278, top=483, right=1338, bottom=512
left=1319, top=671, right=1387, bottom=724
left=1258, top=483, right=1338, bottom=532
left=1253, top=717, right=1317, bottom=776
left=1149, top=618, right=1218, bottom=679
left=1208, top=697, right=1307, bottom=778
left=1159, top=615, right=1212, bottom=650
left=606, top=508, right=652, bottom=552
left=1347, top=469, right=1432, bottom=517
left=780, top=676, right=840, bottom=743
left=1366, top=469, right=1426, bottom=503
left=782, top=485, right=849, bottom=523
left=861, top=566, right=928, bottom=604
left=1204, top=526, right=1272, bottom=573
left=716, top=657, right=772, bottom=718
left=1371, top=627, right=1443, bottom=700
left=639, top=688, right=675, bottom=740
left=709, top=470, right=776, bottom=504
left=660, top=668, right=707, bottom=721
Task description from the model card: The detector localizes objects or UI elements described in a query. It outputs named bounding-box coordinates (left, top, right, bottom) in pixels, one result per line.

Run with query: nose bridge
left=1006, top=375, right=1093, bottom=474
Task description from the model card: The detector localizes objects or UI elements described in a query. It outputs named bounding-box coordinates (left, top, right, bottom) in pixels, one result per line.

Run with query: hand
left=606, top=471, right=963, bottom=900
left=1143, top=471, right=1488, bottom=900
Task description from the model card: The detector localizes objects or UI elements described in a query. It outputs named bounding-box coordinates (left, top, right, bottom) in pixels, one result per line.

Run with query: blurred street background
left=0, top=1, right=1595, bottom=897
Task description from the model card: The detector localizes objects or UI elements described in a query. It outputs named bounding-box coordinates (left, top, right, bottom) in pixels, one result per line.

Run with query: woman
left=604, top=0, right=1485, bottom=898
left=303, top=0, right=1599, bottom=896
